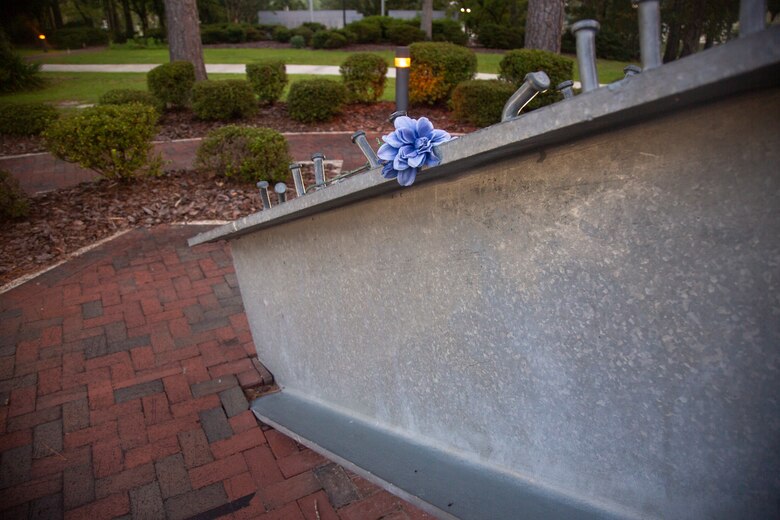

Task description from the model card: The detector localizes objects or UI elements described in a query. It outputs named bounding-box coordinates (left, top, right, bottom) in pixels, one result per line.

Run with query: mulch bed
left=0, top=164, right=334, bottom=286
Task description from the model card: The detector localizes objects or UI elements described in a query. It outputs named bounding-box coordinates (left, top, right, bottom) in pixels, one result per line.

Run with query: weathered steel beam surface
left=191, top=28, right=780, bottom=520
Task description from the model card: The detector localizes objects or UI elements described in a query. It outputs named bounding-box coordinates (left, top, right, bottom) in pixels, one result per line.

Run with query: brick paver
left=0, top=225, right=433, bottom=519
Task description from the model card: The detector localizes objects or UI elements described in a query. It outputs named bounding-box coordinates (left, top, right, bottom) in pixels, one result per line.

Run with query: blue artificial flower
left=377, top=116, right=451, bottom=186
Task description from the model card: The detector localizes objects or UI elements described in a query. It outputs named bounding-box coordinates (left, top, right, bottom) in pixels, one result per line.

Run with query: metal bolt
left=389, top=110, right=407, bottom=123
left=311, top=152, right=326, bottom=187
left=556, top=80, right=575, bottom=99
left=501, top=71, right=550, bottom=122
left=740, top=0, right=767, bottom=37
left=636, top=0, right=662, bottom=70
left=623, top=65, right=642, bottom=77
left=274, top=182, right=287, bottom=203
left=351, top=131, right=381, bottom=169
left=289, top=163, right=305, bottom=197
left=257, top=181, right=271, bottom=210
left=571, top=19, right=600, bottom=93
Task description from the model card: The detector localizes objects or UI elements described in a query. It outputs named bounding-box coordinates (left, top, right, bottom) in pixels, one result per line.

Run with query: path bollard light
left=636, top=0, right=662, bottom=70
left=312, top=152, right=326, bottom=187
left=740, top=0, right=767, bottom=36
left=351, top=130, right=381, bottom=168
left=394, top=47, right=410, bottom=113
left=289, top=163, right=305, bottom=197
left=556, top=80, right=575, bottom=99
left=501, top=71, right=550, bottom=122
left=257, top=181, right=271, bottom=209
left=571, top=19, right=601, bottom=93
left=623, top=64, right=642, bottom=78
left=274, top=182, right=287, bottom=203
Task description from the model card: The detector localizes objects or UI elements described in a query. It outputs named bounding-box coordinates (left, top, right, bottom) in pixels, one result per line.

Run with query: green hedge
left=475, top=23, right=524, bottom=49
left=498, top=49, right=573, bottom=109
left=0, top=32, right=43, bottom=93
left=98, top=89, right=162, bottom=111
left=290, top=35, right=305, bottom=48
left=450, top=80, right=515, bottom=127
left=246, top=60, right=287, bottom=105
left=432, top=19, right=467, bottom=45
left=287, top=79, right=347, bottom=123
left=312, top=30, right=349, bottom=49
left=409, top=42, right=477, bottom=105
left=0, top=169, right=29, bottom=221
left=387, top=22, right=426, bottom=45
left=191, top=80, right=257, bottom=121
left=196, top=126, right=290, bottom=183
left=0, top=103, right=58, bottom=136
left=340, top=53, right=387, bottom=104
left=49, top=27, right=109, bottom=49
left=44, top=104, right=160, bottom=181
left=147, top=61, right=196, bottom=109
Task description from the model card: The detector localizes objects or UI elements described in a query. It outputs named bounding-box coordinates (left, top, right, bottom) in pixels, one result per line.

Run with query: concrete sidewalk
left=41, top=63, right=500, bottom=80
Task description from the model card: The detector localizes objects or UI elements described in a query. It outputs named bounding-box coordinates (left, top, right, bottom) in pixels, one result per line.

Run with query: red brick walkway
left=0, top=225, right=431, bottom=520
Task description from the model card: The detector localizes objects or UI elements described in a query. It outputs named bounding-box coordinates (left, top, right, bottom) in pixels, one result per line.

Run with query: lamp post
left=394, top=47, right=410, bottom=113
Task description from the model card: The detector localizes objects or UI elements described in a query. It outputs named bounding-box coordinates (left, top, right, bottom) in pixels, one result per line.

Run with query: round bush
left=98, top=89, right=162, bottom=111
left=291, top=26, right=314, bottom=46
left=498, top=49, right=573, bottom=109
left=272, top=26, right=292, bottom=43
left=432, top=19, right=467, bottom=45
left=0, top=103, right=58, bottom=136
left=450, top=80, right=516, bottom=127
left=312, top=30, right=348, bottom=49
left=43, top=103, right=160, bottom=181
left=0, top=34, right=43, bottom=93
left=344, top=19, right=382, bottom=44
left=290, top=35, right=305, bottom=49
left=475, top=23, right=524, bottom=50
left=246, top=60, right=287, bottom=105
left=147, top=61, right=195, bottom=109
left=191, top=80, right=258, bottom=121
left=287, top=79, right=347, bottom=123
left=196, top=125, right=291, bottom=183
left=409, top=42, right=477, bottom=105
left=339, top=53, right=388, bottom=104
left=387, top=22, right=426, bottom=45
left=0, top=169, right=29, bottom=221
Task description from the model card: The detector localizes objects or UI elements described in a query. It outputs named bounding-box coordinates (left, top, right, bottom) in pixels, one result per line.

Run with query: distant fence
left=257, top=10, right=448, bottom=29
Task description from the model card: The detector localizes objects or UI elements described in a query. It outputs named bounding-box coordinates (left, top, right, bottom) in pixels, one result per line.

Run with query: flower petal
left=394, top=116, right=416, bottom=131
left=407, top=153, right=425, bottom=168
left=382, top=131, right=405, bottom=149
left=416, top=117, right=434, bottom=138
left=397, top=126, right=417, bottom=144
left=397, top=168, right=417, bottom=186
left=381, top=162, right=398, bottom=179
left=425, top=154, right=441, bottom=167
left=430, top=129, right=452, bottom=144
left=377, top=143, right=398, bottom=161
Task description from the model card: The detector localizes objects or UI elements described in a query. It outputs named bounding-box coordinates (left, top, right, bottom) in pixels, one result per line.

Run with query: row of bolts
left=258, top=0, right=768, bottom=209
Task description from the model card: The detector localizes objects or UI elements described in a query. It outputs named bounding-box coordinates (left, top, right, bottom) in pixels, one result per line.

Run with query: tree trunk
left=663, top=19, right=681, bottom=62
left=421, top=0, right=433, bottom=39
left=131, top=0, right=149, bottom=34
left=122, top=0, right=134, bottom=38
left=50, top=0, right=64, bottom=29
left=164, top=0, right=207, bottom=81
left=524, top=0, right=565, bottom=52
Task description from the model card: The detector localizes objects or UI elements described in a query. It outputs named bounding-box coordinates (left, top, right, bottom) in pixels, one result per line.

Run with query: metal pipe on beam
left=257, top=181, right=271, bottom=210
left=312, top=153, right=326, bottom=187
left=351, top=131, right=381, bottom=169
left=556, top=80, right=574, bottom=99
left=571, top=20, right=601, bottom=93
left=289, top=163, right=305, bottom=197
left=275, top=182, right=288, bottom=203
left=501, top=71, right=550, bottom=122
left=740, top=0, right=767, bottom=36
left=623, top=64, right=642, bottom=78
left=637, top=0, right=662, bottom=70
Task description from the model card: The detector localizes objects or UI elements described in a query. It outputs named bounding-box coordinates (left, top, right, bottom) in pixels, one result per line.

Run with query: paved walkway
left=0, top=225, right=431, bottom=519
left=41, top=63, right=500, bottom=80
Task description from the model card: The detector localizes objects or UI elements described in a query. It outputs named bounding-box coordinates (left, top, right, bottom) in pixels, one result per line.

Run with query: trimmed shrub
left=301, top=22, right=327, bottom=33
left=291, top=26, right=314, bottom=46
left=287, top=79, right=347, bottom=123
left=145, top=27, right=167, bottom=42
left=475, top=23, right=524, bottom=50
left=386, top=22, right=426, bottom=45
left=0, top=103, right=58, bottom=136
left=409, top=42, right=477, bottom=105
left=498, top=49, right=573, bottom=109
left=191, top=80, right=257, bottom=121
left=98, top=89, right=162, bottom=111
left=432, top=19, right=467, bottom=45
left=0, top=169, right=30, bottom=221
left=0, top=32, right=43, bottom=93
left=339, top=53, right=388, bottom=104
left=147, top=61, right=196, bottom=109
left=43, top=103, right=160, bottom=181
left=450, top=80, right=515, bottom=127
left=344, top=19, right=382, bottom=44
left=272, top=26, right=292, bottom=43
left=196, top=125, right=291, bottom=183
left=49, top=27, right=109, bottom=49
left=290, top=35, right=305, bottom=48
left=246, top=60, right=287, bottom=105
left=312, top=30, right=348, bottom=49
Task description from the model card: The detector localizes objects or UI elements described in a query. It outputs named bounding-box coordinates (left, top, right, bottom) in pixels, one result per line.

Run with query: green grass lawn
left=0, top=72, right=396, bottom=106
left=24, top=46, right=630, bottom=83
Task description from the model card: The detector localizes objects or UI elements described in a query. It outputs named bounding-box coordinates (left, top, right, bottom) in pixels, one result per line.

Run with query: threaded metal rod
left=623, top=64, right=642, bottom=77
left=637, top=0, right=662, bottom=70
left=572, top=19, right=600, bottom=93
left=311, top=152, right=326, bottom=187
left=351, top=131, right=381, bottom=169
left=274, top=182, right=287, bottom=203
left=556, top=80, right=574, bottom=99
left=289, top=163, right=305, bottom=197
left=257, top=181, right=271, bottom=210
left=501, top=71, right=550, bottom=122
left=740, top=0, right=767, bottom=36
